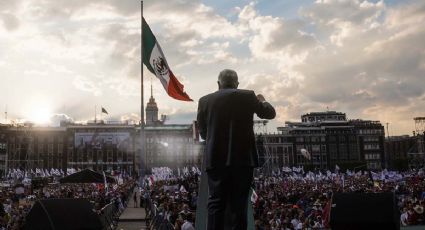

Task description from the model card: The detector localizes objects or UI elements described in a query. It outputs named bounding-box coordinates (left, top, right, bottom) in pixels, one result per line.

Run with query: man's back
left=197, top=88, right=275, bottom=170
left=197, top=69, right=276, bottom=230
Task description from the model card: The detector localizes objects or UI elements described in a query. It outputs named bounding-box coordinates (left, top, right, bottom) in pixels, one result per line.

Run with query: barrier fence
left=145, top=195, right=175, bottom=230
left=99, top=185, right=134, bottom=230
left=99, top=201, right=120, bottom=230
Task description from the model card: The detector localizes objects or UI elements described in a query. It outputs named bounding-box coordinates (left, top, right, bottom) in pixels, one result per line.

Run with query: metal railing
left=99, top=185, right=134, bottom=230
left=145, top=196, right=175, bottom=230
left=99, top=201, right=120, bottom=230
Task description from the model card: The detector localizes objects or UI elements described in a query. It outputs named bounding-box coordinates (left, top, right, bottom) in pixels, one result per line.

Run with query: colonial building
left=0, top=90, right=201, bottom=177
left=271, top=111, right=385, bottom=170
left=144, top=123, right=200, bottom=170
left=142, top=87, right=200, bottom=170
left=67, top=123, right=137, bottom=172
left=145, top=85, right=164, bottom=126
left=0, top=124, right=8, bottom=177
left=255, top=133, right=294, bottom=171
left=384, top=135, right=417, bottom=170
left=0, top=123, right=137, bottom=175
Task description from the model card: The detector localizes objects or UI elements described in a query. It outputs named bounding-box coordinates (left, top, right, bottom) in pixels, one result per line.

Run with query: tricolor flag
left=101, top=107, right=108, bottom=114
left=142, top=17, right=192, bottom=101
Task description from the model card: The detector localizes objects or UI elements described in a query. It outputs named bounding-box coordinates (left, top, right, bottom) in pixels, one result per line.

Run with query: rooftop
left=143, top=124, right=193, bottom=131
left=302, top=111, right=345, bottom=116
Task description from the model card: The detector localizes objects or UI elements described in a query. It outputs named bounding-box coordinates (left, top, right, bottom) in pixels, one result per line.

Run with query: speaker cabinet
left=330, top=193, right=400, bottom=230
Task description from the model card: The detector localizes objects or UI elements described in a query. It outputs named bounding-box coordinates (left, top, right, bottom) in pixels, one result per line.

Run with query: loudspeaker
left=24, top=198, right=103, bottom=230
left=330, top=192, right=400, bottom=230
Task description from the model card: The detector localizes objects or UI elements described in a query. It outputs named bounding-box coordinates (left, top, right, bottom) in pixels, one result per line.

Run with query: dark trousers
left=207, top=166, right=253, bottom=230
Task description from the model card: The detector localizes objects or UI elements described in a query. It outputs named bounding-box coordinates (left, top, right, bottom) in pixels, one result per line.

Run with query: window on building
left=296, top=145, right=305, bottom=152
left=339, top=144, right=348, bottom=159
left=107, top=150, right=113, bottom=162
left=277, top=147, right=283, bottom=154
left=329, top=144, right=337, bottom=159
left=68, top=150, right=73, bottom=162
left=58, top=143, right=63, bottom=154
left=364, top=136, right=379, bottom=142
left=48, top=143, right=53, bottom=155
left=88, top=150, right=93, bottom=162
left=329, top=136, right=336, bottom=142
left=364, top=144, right=380, bottom=150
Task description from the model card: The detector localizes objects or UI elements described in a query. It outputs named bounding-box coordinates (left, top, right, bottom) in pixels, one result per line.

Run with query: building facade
left=144, top=123, right=201, bottom=170
left=0, top=124, right=8, bottom=177
left=255, top=133, right=294, bottom=171
left=406, top=133, right=425, bottom=169
left=0, top=123, right=138, bottom=176
left=267, top=111, right=386, bottom=170
left=384, top=135, right=417, bottom=170
left=0, top=94, right=201, bottom=177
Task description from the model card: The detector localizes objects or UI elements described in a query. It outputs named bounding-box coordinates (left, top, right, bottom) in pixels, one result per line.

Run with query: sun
left=31, top=107, right=52, bottom=124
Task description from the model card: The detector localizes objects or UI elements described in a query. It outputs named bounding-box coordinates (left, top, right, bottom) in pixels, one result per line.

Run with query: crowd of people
left=143, top=167, right=425, bottom=230
left=143, top=167, right=199, bottom=230
left=0, top=173, right=135, bottom=230
left=251, top=169, right=424, bottom=229
left=1, top=166, right=424, bottom=230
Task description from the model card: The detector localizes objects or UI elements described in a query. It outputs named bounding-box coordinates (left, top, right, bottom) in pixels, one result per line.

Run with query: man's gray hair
left=218, top=69, right=238, bottom=88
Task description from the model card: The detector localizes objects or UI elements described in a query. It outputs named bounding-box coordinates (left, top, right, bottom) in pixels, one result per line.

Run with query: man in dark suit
left=197, top=69, right=276, bottom=230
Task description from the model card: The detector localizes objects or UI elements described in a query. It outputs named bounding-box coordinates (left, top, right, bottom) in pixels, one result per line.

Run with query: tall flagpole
left=140, top=0, right=145, bottom=179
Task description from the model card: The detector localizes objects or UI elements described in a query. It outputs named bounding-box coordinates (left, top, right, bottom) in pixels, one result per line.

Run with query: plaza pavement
left=117, top=190, right=147, bottom=230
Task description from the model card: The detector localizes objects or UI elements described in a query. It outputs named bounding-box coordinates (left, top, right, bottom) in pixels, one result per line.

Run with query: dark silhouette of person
left=197, top=69, right=276, bottom=230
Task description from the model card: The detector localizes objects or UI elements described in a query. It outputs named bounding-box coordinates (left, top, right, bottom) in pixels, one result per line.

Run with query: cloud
left=301, top=0, right=384, bottom=25
left=1, top=0, right=424, bottom=136
left=98, top=22, right=141, bottom=79
left=237, top=3, right=318, bottom=61
left=50, top=113, right=74, bottom=126
left=73, top=76, right=103, bottom=96
left=289, top=0, right=425, bottom=134
left=300, top=0, right=385, bottom=46
left=0, top=13, right=20, bottom=31
left=166, top=111, right=196, bottom=124
left=120, top=113, right=141, bottom=125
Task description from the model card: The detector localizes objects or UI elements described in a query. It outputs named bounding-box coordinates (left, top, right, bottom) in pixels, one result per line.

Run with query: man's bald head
left=218, top=69, right=239, bottom=89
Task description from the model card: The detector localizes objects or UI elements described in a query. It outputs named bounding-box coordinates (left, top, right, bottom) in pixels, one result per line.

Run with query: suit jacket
left=197, top=89, right=276, bottom=170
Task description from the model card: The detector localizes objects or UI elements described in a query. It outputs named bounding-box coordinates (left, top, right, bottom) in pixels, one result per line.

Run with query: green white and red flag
left=142, top=17, right=192, bottom=101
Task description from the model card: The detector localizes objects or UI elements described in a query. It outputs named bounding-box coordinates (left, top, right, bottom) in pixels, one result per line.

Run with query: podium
left=195, top=150, right=255, bottom=229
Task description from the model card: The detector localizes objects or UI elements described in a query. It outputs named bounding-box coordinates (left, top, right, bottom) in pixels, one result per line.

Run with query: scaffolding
left=254, top=120, right=274, bottom=176
left=409, top=117, right=425, bottom=169
left=414, top=117, right=425, bottom=134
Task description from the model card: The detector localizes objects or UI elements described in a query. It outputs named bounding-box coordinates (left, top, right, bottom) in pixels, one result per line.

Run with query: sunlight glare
left=31, top=107, right=52, bottom=124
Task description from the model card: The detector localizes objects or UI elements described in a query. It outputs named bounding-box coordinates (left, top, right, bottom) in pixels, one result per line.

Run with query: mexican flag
left=142, top=17, right=192, bottom=101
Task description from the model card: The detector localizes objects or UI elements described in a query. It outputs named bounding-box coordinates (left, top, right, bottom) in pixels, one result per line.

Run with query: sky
left=0, top=0, right=424, bottom=136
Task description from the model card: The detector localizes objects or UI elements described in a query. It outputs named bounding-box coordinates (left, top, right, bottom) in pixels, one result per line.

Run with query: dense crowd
left=251, top=170, right=424, bottom=229
left=144, top=167, right=425, bottom=230
left=144, top=169, right=199, bottom=230
left=1, top=167, right=424, bottom=230
left=0, top=176, right=135, bottom=230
